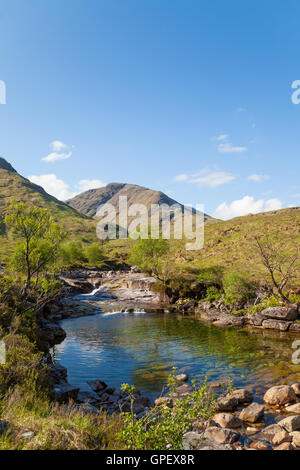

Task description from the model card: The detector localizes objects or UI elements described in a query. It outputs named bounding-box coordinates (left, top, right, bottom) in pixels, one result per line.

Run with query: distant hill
left=66, top=182, right=213, bottom=222
left=0, top=157, right=97, bottom=255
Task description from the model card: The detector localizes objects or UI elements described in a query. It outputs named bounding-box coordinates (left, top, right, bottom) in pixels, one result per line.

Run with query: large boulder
left=204, top=426, right=240, bottom=445
left=213, top=413, right=241, bottom=429
left=215, top=396, right=238, bottom=412
left=229, top=389, right=253, bottom=405
left=264, top=385, right=296, bottom=406
left=291, top=431, right=300, bottom=448
left=239, top=403, right=264, bottom=423
left=262, top=319, right=291, bottom=331
left=262, top=305, right=298, bottom=322
left=87, top=379, right=107, bottom=394
left=278, top=415, right=300, bottom=432
left=291, top=383, right=300, bottom=396
left=285, top=403, right=300, bottom=414
left=182, top=432, right=233, bottom=450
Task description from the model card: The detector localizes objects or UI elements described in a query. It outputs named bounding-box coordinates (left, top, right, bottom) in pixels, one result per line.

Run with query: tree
left=5, top=202, right=65, bottom=295
left=255, top=236, right=299, bottom=303
left=85, top=244, right=104, bottom=267
left=129, top=238, right=171, bottom=285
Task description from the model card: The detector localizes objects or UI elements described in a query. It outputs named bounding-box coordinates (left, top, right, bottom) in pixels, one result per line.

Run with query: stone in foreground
left=215, top=396, right=238, bottom=412
left=213, top=413, right=241, bottom=429
left=263, top=385, right=296, bottom=406
left=229, top=388, right=253, bottom=405
left=182, top=432, right=233, bottom=450
left=272, top=430, right=292, bottom=446
left=239, top=403, right=264, bottom=423
left=262, top=305, right=298, bottom=321
left=204, top=426, right=240, bottom=444
left=278, top=415, right=300, bottom=432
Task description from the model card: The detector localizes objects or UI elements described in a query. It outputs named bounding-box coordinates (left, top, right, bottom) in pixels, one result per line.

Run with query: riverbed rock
left=289, top=323, right=300, bottom=332
left=42, top=321, right=67, bottom=347
left=182, top=432, right=233, bottom=450
left=285, top=403, right=300, bottom=414
left=272, top=430, right=292, bottom=446
left=213, top=413, right=242, bottom=429
left=264, top=385, right=296, bottom=406
left=215, top=396, right=238, bottom=412
left=239, top=403, right=264, bottom=423
left=291, top=431, right=300, bottom=448
left=249, top=440, right=270, bottom=450
left=175, top=374, right=189, bottom=383
left=87, top=379, right=107, bottom=394
left=262, top=319, right=292, bottom=331
left=204, top=426, right=240, bottom=444
left=274, top=442, right=294, bottom=450
left=54, top=383, right=79, bottom=402
left=262, top=305, right=298, bottom=322
left=77, top=390, right=101, bottom=405
left=228, top=388, right=253, bottom=405
left=291, top=383, right=300, bottom=396
left=278, top=415, right=300, bottom=432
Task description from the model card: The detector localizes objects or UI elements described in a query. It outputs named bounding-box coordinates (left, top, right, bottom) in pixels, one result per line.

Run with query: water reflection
left=54, top=312, right=300, bottom=400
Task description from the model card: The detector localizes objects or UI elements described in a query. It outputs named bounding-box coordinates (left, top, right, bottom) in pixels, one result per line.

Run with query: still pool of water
left=54, top=311, right=300, bottom=401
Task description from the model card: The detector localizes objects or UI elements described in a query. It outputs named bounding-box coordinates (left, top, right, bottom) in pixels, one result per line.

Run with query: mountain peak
left=0, top=157, right=17, bottom=173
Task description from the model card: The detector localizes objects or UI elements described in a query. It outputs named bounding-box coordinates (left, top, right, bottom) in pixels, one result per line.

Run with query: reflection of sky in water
left=54, top=312, right=300, bottom=400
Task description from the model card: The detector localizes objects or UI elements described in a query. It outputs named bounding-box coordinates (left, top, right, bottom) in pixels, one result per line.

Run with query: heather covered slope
left=0, top=157, right=97, bottom=257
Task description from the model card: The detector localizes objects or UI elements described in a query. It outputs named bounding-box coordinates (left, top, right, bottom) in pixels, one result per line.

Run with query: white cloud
left=189, top=169, right=235, bottom=187
left=213, top=196, right=282, bottom=220
left=213, top=134, right=247, bottom=153
left=28, top=174, right=106, bottom=201
left=28, top=174, right=76, bottom=200
left=42, top=151, right=72, bottom=163
left=248, top=174, right=270, bottom=182
left=77, top=179, right=105, bottom=192
left=51, top=140, right=68, bottom=152
left=174, top=174, right=188, bottom=182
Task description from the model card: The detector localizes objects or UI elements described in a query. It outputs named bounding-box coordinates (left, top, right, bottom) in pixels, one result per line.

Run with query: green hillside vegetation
left=0, top=158, right=98, bottom=261
left=104, top=206, right=300, bottom=292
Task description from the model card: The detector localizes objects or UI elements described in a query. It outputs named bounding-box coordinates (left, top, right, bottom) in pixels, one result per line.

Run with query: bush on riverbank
left=118, top=371, right=217, bottom=450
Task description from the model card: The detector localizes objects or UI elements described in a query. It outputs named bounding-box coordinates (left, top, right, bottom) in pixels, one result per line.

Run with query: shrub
left=118, top=370, right=217, bottom=450
left=85, top=244, right=105, bottom=267
left=223, top=272, right=256, bottom=305
left=205, top=286, right=222, bottom=302
left=59, top=242, right=86, bottom=267
left=0, top=334, right=50, bottom=398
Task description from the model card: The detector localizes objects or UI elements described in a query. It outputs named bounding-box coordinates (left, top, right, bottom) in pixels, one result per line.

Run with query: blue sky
left=0, top=0, right=299, bottom=219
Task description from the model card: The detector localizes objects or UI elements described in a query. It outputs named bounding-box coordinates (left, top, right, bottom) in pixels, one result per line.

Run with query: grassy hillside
left=103, top=207, right=300, bottom=285
left=0, top=158, right=97, bottom=259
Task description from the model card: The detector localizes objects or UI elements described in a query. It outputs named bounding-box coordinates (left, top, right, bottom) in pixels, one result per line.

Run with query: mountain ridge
left=66, top=182, right=213, bottom=221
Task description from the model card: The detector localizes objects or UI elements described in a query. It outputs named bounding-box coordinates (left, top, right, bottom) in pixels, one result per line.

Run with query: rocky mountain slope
left=66, top=182, right=213, bottom=222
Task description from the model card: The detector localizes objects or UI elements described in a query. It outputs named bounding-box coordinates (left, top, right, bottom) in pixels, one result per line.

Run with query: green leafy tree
left=5, top=202, right=65, bottom=295
left=85, top=244, right=104, bottom=267
left=59, top=241, right=86, bottom=267
left=129, top=238, right=170, bottom=285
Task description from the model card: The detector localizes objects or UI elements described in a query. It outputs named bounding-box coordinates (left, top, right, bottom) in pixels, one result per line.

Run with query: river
left=54, top=309, right=300, bottom=401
